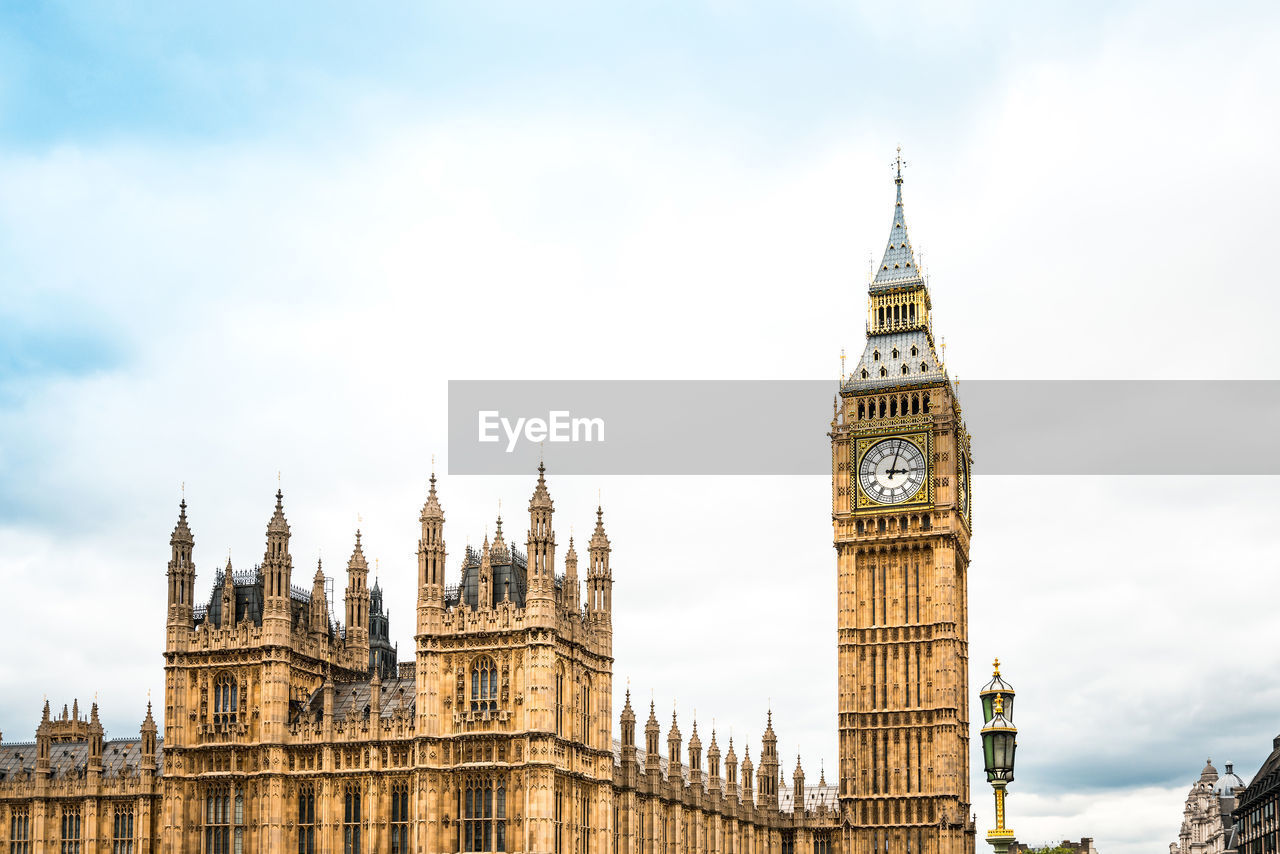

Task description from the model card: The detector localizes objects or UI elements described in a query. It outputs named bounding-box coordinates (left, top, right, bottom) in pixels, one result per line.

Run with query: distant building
left=1171, top=758, right=1247, bottom=854
left=1237, top=736, right=1280, bottom=854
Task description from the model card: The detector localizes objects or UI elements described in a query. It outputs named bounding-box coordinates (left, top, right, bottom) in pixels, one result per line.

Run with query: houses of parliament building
left=0, top=165, right=976, bottom=854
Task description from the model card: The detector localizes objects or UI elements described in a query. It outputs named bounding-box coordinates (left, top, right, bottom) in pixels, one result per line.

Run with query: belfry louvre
left=0, top=170, right=973, bottom=854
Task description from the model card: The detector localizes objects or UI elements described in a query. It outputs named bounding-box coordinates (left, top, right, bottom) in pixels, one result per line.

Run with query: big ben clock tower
left=831, top=154, right=975, bottom=854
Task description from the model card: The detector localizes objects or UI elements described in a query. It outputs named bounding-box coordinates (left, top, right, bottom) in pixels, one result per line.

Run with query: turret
left=478, top=535, right=493, bottom=609
left=620, top=689, right=637, bottom=766
left=689, top=720, right=703, bottom=781
left=262, top=489, right=293, bottom=619
left=310, top=560, right=330, bottom=638
left=87, top=702, right=104, bottom=775
left=587, top=505, right=612, bottom=620
left=564, top=537, right=580, bottom=613
left=645, top=701, right=662, bottom=777
left=166, top=498, right=196, bottom=629
left=36, top=700, right=51, bottom=775
left=707, top=728, right=722, bottom=793
left=741, top=744, right=755, bottom=806
left=345, top=530, right=370, bottom=664
left=526, top=463, right=556, bottom=609
left=140, top=702, right=157, bottom=772
left=793, top=755, right=806, bottom=814
left=219, top=556, right=235, bottom=628
left=667, top=710, right=683, bottom=783
left=417, top=472, right=447, bottom=642
left=726, top=737, right=739, bottom=798
left=760, top=710, right=779, bottom=808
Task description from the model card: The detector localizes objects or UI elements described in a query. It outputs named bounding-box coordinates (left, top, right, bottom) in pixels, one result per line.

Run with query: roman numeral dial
left=858, top=437, right=927, bottom=505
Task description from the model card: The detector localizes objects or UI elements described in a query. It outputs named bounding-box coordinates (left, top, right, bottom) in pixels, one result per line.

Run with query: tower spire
left=262, top=488, right=293, bottom=618
left=526, top=463, right=556, bottom=613
left=846, top=152, right=945, bottom=388
left=167, top=496, right=196, bottom=629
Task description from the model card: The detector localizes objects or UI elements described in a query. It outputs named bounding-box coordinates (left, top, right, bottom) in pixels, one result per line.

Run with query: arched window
left=861, top=369, right=868, bottom=380
left=911, top=345, right=918, bottom=357
left=343, top=784, right=361, bottom=854
left=298, top=785, right=316, bottom=854
left=112, top=804, right=134, bottom=854
left=579, top=678, right=590, bottom=745
left=920, top=362, right=927, bottom=372
left=213, top=674, right=238, bottom=723
left=461, top=777, right=507, bottom=852
left=204, top=785, right=242, bottom=854
left=471, top=657, right=498, bottom=713
left=555, top=666, right=565, bottom=737
left=61, top=804, right=81, bottom=854
left=873, top=350, right=880, bottom=361
left=891, top=348, right=899, bottom=359
left=390, top=781, right=410, bottom=854
left=879, top=367, right=887, bottom=378
left=901, top=365, right=909, bottom=375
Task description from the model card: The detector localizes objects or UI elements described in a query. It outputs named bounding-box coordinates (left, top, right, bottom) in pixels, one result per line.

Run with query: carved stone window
left=112, top=804, right=134, bottom=854
left=461, top=776, right=507, bottom=852
left=391, top=781, right=410, bottom=854
left=343, top=784, right=362, bottom=854
left=60, top=803, right=82, bottom=854
left=213, top=674, right=239, bottom=724
left=292, top=785, right=315, bottom=854
left=471, top=657, right=499, bottom=713
left=204, top=785, right=242, bottom=854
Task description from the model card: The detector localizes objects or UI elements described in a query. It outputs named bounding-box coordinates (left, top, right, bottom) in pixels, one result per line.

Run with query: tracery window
left=579, top=679, right=590, bottom=744
left=555, top=666, right=565, bottom=737
left=471, top=656, right=498, bottom=713
left=577, top=786, right=590, bottom=854
left=10, top=805, right=31, bottom=854
left=554, top=782, right=565, bottom=854
left=391, top=780, right=410, bottom=854
left=343, top=784, right=362, bottom=854
left=815, top=832, right=833, bottom=854
left=112, top=804, right=135, bottom=854
left=213, top=674, right=239, bottom=723
left=460, top=777, right=506, bottom=852
left=204, top=785, right=243, bottom=854
left=59, top=803, right=81, bottom=854
left=297, top=785, right=316, bottom=854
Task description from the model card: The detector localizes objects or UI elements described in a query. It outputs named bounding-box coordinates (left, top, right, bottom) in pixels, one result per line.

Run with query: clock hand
left=889, top=440, right=902, bottom=480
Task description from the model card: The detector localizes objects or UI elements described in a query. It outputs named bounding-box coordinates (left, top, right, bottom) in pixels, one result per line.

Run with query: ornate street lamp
left=980, top=659, right=1017, bottom=854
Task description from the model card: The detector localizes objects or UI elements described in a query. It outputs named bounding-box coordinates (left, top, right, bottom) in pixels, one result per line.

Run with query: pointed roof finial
left=993, top=658, right=1001, bottom=677
left=530, top=460, right=552, bottom=509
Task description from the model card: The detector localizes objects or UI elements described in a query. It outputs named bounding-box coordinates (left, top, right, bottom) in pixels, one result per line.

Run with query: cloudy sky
left=2, top=2, right=1279, bottom=852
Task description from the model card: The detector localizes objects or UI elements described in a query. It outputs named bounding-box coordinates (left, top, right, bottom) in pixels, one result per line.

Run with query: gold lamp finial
left=993, top=657, right=1001, bottom=677
left=993, top=693, right=1004, bottom=715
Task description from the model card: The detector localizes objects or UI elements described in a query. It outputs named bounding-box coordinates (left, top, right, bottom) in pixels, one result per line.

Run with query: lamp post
left=980, top=659, right=1017, bottom=854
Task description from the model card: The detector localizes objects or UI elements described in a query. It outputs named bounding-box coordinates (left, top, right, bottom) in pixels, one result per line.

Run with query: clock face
left=858, top=438, right=927, bottom=505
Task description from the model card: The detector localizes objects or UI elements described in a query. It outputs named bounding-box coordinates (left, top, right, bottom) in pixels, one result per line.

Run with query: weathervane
left=892, top=145, right=908, bottom=182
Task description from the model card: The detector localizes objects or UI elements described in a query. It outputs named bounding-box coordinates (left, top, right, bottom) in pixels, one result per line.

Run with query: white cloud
left=2, top=7, right=1279, bottom=854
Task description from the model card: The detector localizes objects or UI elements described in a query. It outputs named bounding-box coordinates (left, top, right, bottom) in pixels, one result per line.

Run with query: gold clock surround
left=853, top=430, right=934, bottom=510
